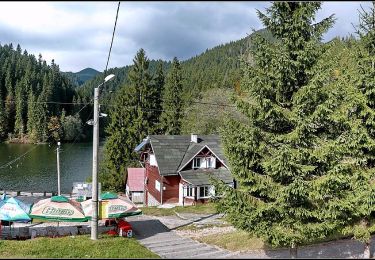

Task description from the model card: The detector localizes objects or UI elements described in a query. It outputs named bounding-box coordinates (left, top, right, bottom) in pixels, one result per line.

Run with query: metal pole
left=91, top=86, right=99, bottom=240
left=182, top=185, right=185, bottom=207
left=57, top=142, right=61, bottom=196
left=160, top=176, right=163, bottom=205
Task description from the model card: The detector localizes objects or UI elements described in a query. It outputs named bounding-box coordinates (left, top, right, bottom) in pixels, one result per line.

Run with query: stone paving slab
left=145, top=239, right=196, bottom=249
left=160, top=245, right=218, bottom=258
left=185, top=250, right=238, bottom=259
left=152, top=243, right=202, bottom=253
left=142, top=238, right=191, bottom=246
left=128, top=215, right=240, bottom=259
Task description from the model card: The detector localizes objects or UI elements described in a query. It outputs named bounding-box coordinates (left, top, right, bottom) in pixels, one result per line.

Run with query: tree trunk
left=290, top=243, right=298, bottom=258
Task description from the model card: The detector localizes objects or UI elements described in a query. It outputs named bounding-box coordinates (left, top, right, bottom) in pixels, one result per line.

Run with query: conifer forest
left=1, top=1, right=375, bottom=252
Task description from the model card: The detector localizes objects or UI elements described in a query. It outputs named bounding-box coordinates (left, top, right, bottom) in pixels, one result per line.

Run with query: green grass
left=195, top=227, right=363, bottom=252
left=0, top=234, right=160, bottom=258
left=141, top=203, right=217, bottom=216
left=196, top=230, right=268, bottom=251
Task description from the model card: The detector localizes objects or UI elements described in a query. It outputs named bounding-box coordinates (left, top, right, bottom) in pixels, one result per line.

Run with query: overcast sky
left=0, top=1, right=372, bottom=72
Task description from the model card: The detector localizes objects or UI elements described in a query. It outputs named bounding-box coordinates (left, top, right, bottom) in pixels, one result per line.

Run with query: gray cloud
left=0, top=2, right=371, bottom=72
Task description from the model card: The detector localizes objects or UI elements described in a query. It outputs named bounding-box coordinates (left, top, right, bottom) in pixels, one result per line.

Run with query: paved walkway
left=128, top=214, right=374, bottom=259
left=128, top=215, right=240, bottom=259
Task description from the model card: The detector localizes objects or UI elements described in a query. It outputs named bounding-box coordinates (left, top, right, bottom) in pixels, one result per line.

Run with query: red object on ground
left=107, top=229, right=118, bottom=236
left=105, top=219, right=117, bottom=227
left=116, top=219, right=133, bottom=237
left=117, top=219, right=132, bottom=228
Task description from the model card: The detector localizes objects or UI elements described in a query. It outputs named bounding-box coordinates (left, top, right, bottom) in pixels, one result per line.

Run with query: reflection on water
left=0, top=142, right=103, bottom=193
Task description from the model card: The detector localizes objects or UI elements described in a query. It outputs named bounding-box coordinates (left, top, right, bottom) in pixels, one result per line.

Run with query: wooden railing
left=0, top=190, right=74, bottom=198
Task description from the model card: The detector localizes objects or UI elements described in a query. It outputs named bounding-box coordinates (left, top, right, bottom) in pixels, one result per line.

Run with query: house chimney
left=191, top=134, right=198, bottom=143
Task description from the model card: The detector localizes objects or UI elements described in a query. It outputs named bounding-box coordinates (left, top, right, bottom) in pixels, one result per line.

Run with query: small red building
left=135, top=134, right=234, bottom=206
left=125, top=168, right=145, bottom=204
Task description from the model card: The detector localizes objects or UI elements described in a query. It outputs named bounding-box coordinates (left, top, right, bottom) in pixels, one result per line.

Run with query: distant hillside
left=77, top=28, right=273, bottom=103
left=63, top=67, right=100, bottom=87
left=76, top=61, right=171, bottom=102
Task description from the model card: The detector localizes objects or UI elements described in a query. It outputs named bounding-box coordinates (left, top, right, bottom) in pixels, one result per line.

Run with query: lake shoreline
left=0, top=142, right=96, bottom=194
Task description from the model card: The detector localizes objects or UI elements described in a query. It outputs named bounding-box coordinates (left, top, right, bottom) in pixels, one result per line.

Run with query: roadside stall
left=81, top=192, right=142, bottom=237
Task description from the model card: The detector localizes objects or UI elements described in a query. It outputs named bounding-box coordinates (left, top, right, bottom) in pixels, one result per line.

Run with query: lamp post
left=91, top=73, right=115, bottom=240
left=57, top=141, right=61, bottom=196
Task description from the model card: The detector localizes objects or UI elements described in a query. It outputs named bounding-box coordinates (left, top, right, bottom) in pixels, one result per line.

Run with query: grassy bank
left=196, top=230, right=268, bottom=251
left=141, top=203, right=217, bottom=216
left=0, top=234, right=160, bottom=258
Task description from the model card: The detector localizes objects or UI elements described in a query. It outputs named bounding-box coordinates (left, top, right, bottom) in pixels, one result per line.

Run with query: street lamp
left=91, top=73, right=115, bottom=240
left=57, top=141, right=61, bottom=196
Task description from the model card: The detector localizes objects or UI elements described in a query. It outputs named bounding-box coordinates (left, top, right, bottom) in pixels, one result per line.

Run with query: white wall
left=150, top=154, right=158, bottom=166
left=131, top=192, right=144, bottom=203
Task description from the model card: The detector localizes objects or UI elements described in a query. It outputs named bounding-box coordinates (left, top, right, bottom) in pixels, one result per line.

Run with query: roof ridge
left=175, top=141, right=192, bottom=173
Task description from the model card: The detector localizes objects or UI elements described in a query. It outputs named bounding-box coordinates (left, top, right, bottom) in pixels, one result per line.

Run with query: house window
left=199, top=186, right=210, bottom=198
left=207, top=157, right=212, bottom=168
left=206, top=157, right=216, bottom=168
left=193, top=158, right=201, bottom=169
left=155, top=180, right=160, bottom=191
left=198, top=186, right=215, bottom=198
left=185, top=186, right=194, bottom=197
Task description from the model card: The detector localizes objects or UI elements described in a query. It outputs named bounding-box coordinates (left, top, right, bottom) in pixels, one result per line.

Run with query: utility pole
left=57, top=141, right=61, bottom=196
left=90, top=74, right=115, bottom=241
left=91, top=86, right=99, bottom=240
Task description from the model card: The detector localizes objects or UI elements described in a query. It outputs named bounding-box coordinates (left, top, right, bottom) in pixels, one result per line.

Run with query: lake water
left=0, top=142, right=104, bottom=194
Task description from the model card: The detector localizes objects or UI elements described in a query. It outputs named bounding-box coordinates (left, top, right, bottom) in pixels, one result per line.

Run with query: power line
left=3, top=95, right=238, bottom=108
left=103, top=1, right=120, bottom=79
left=0, top=145, right=39, bottom=170
left=0, top=1, right=121, bottom=174
left=0, top=101, right=92, bottom=170
left=99, top=103, right=237, bottom=118
left=3, top=100, right=92, bottom=106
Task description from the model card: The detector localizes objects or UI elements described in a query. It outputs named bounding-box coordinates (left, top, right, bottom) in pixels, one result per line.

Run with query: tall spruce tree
left=100, top=49, right=154, bottom=191
left=0, top=43, right=77, bottom=144
left=26, top=90, right=37, bottom=141
left=0, top=78, right=6, bottom=140
left=351, top=2, right=375, bottom=256
left=99, top=84, right=139, bottom=192
left=213, top=1, right=374, bottom=254
left=35, top=94, right=48, bottom=142
left=4, top=70, right=15, bottom=135
left=0, top=96, right=6, bottom=140
left=160, top=57, right=183, bottom=134
left=356, top=2, right=375, bottom=138
left=153, top=60, right=165, bottom=134
left=14, top=80, right=25, bottom=137
left=129, top=48, right=154, bottom=136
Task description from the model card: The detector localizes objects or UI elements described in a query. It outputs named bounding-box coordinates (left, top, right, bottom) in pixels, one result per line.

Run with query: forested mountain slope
left=77, top=29, right=273, bottom=104
left=0, top=43, right=76, bottom=142
left=63, top=67, right=100, bottom=87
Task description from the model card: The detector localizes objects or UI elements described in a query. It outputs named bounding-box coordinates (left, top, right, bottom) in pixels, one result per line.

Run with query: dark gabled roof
left=147, top=135, right=228, bottom=176
left=178, top=135, right=228, bottom=171
left=180, top=168, right=233, bottom=186
left=148, top=135, right=190, bottom=176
